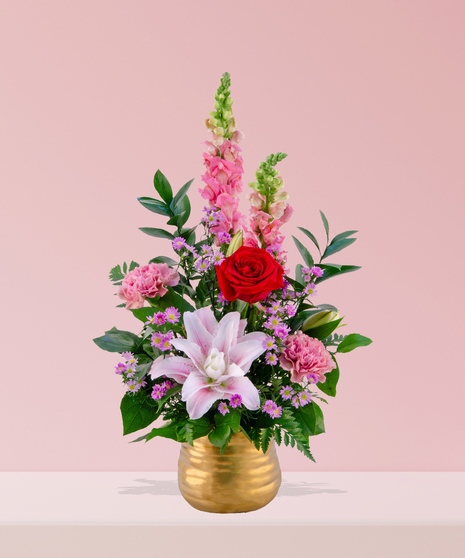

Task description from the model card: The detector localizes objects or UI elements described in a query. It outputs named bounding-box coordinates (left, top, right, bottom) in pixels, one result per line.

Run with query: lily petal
left=222, top=376, right=260, bottom=410
left=195, top=307, right=219, bottom=337
left=171, top=338, right=205, bottom=372
left=149, top=355, right=195, bottom=384
left=237, top=331, right=267, bottom=344
left=186, top=387, right=222, bottom=420
left=181, top=370, right=211, bottom=401
left=183, top=310, right=213, bottom=356
left=212, top=312, right=240, bottom=362
left=229, top=335, right=267, bottom=373
left=217, top=362, right=245, bottom=383
left=237, top=318, right=247, bottom=339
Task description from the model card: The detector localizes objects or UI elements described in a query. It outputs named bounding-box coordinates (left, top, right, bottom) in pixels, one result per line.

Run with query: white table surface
left=1, top=473, right=464, bottom=558
left=1, top=472, right=464, bottom=525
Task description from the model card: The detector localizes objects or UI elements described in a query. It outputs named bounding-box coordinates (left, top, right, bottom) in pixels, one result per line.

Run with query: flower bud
left=223, top=110, right=232, bottom=120
left=213, top=126, right=224, bottom=137
left=226, top=230, right=244, bottom=256
left=302, top=311, right=339, bottom=331
left=274, top=190, right=289, bottom=201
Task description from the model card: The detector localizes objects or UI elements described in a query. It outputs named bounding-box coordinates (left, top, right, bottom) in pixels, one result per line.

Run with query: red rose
left=216, top=246, right=284, bottom=303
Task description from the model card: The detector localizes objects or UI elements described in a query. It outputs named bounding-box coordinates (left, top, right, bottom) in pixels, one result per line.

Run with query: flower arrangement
left=94, top=73, right=372, bottom=460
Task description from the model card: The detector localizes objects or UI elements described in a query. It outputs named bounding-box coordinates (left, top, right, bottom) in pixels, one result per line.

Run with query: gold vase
left=177, top=431, right=282, bottom=513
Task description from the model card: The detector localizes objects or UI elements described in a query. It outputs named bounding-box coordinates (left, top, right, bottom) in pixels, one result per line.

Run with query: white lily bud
left=302, top=311, right=339, bottom=331
left=226, top=230, right=244, bottom=256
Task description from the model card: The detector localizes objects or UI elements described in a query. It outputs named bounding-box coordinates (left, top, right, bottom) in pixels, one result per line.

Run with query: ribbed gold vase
left=178, top=431, right=282, bottom=513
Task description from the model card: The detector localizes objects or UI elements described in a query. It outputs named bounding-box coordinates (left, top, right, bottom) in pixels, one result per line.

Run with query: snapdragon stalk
left=206, top=72, right=236, bottom=143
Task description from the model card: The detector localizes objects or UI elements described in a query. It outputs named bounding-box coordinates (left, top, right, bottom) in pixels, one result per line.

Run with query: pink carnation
left=279, top=331, right=336, bottom=384
left=118, top=263, right=180, bottom=310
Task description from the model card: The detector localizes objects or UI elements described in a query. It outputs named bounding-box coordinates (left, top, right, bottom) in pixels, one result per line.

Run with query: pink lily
left=149, top=308, right=266, bottom=420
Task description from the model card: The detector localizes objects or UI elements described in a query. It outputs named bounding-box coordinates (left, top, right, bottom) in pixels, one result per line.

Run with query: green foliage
left=302, top=317, right=343, bottom=341
left=93, top=327, right=142, bottom=353
left=292, top=236, right=314, bottom=268
left=330, top=230, right=358, bottom=244
left=337, top=333, right=373, bottom=353
left=319, top=210, right=330, bottom=242
left=294, top=402, right=325, bottom=437
left=317, top=357, right=340, bottom=397
left=215, top=409, right=241, bottom=433
left=322, top=238, right=357, bottom=260
left=153, top=170, right=173, bottom=205
left=132, top=423, right=178, bottom=443
left=137, top=197, right=170, bottom=216
left=139, top=227, right=175, bottom=241
left=274, top=427, right=282, bottom=446
left=208, top=424, right=231, bottom=447
left=297, top=226, right=321, bottom=255
left=109, top=265, right=125, bottom=283
left=147, top=286, right=194, bottom=315
left=171, top=179, right=193, bottom=209
left=315, top=264, right=361, bottom=284
left=120, top=391, right=161, bottom=436
left=149, top=256, right=178, bottom=267
left=261, top=427, right=272, bottom=454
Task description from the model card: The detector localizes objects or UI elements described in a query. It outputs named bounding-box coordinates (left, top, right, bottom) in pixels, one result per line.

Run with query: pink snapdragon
left=279, top=331, right=336, bottom=384
left=118, top=263, right=180, bottom=310
left=199, top=134, right=247, bottom=237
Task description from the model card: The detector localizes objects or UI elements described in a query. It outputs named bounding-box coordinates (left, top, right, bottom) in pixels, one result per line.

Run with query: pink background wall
left=1, top=0, right=464, bottom=472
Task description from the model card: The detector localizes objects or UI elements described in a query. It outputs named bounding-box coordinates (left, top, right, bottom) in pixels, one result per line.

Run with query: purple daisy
left=229, top=394, right=243, bottom=408
left=218, top=402, right=229, bottom=416
left=279, top=386, right=295, bottom=400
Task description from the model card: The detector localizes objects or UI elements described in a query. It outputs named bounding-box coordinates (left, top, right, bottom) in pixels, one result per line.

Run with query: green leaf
left=135, top=361, right=152, bottom=380
left=219, top=429, right=233, bottom=455
left=215, top=409, right=241, bottom=433
left=315, top=264, right=361, bottom=284
left=109, top=265, right=125, bottom=282
left=179, top=225, right=196, bottom=242
left=323, top=238, right=357, bottom=259
left=131, top=307, right=157, bottom=323
left=176, top=197, right=191, bottom=229
left=283, top=432, right=290, bottom=446
left=261, top=428, right=272, bottom=454
left=132, top=423, right=179, bottom=443
left=274, top=427, right=282, bottom=445
left=292, top=236, right=314, bottom=268
left=320, top=210, right=329, bottom=242
left=123, top=262, right=127, bottom=274
left=297, top=226, right=321, bottom=254
left=151, top=287, right=194, bottom=315
left=337, top=333, right=373, bottom=353
left=296, top=402, right=325, bottom=436
left=139, top=227, right=175, bottom=240
left=149, top=255, right=178, bottom=267
left=171, top=178, right=194, bottom=209
left=330, top=230, right=358, bottom=244
left=191, top=417, right=212, bottom=440
left=137, top=197, right=171, bottom=217
left=295, top=264, right=304, bottom=286
left=303, top=317, right=343, bottom=340
left=121, top=392, right=161, bottom=436
left=129, top=261, right=139, bottom=271
left=317, top=358, right=340, bottom=397
left=167, top=211, right=187, bottom=227
left=208, top=424, right=231, bottom=447
left=153, top=170, right=173, bottom=204
left=93, top=328, right=141, bottom=353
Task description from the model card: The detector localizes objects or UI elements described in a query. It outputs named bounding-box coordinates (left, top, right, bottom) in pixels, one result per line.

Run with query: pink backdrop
left=1, top=0, right=464, bottom=471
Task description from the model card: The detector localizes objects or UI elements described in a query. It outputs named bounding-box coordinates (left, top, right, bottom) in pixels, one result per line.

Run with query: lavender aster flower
left=218, top=402, right=229, bottom=415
